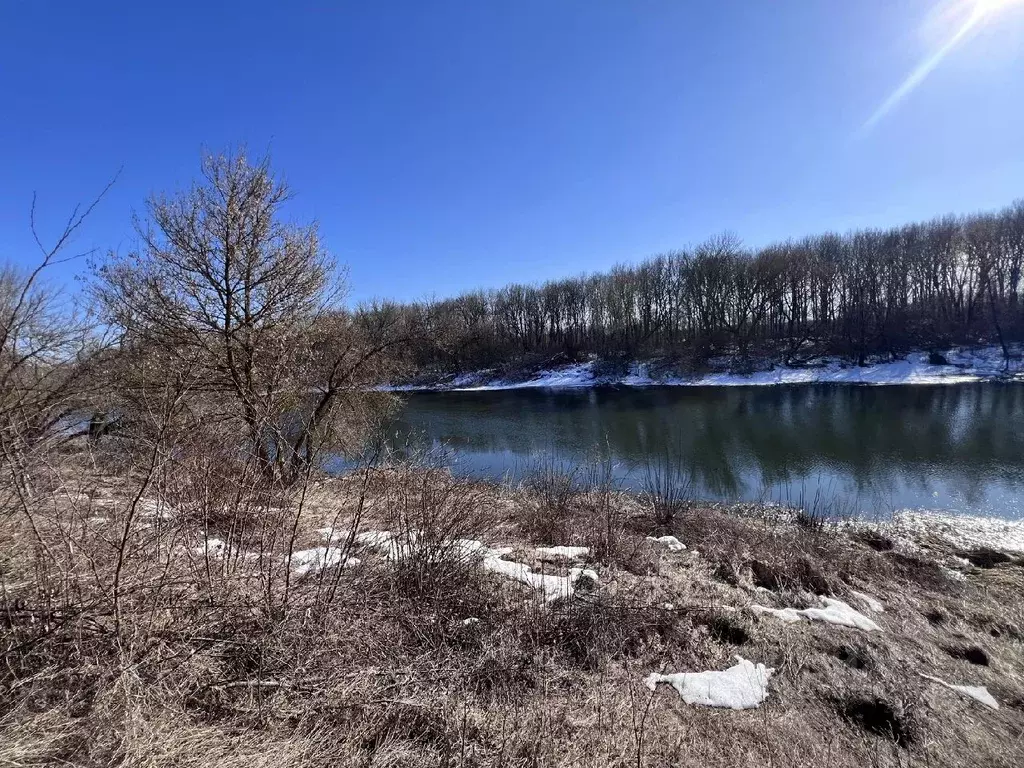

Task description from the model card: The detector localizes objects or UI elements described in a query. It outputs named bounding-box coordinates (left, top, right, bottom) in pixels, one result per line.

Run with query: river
left=381, top=383, right=1024, bottom=519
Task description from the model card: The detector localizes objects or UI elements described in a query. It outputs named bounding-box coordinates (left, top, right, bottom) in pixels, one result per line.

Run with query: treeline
left=365, top=202, right=1024, bottom=373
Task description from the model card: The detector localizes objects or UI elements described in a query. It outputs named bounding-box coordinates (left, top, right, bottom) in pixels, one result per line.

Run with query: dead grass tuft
left=3, top=456, right=1024, bottom=767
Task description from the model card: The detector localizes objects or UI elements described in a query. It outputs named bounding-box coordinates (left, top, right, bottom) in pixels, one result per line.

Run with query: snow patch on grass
left=644, top=656, right=774, bottom=710
left=848, top=590, right=885, bottom=613
left=453, top=538, right=515, bottom=560
left=483, top=557, right=598, bottom=603
left=921, top=674, right=1000, bottom=710
left=890, top=511, right=1024, bottom=554
left=941, top=566, right=968, bottom=582
left=751, top=596, right=882, bottom=632
left=289, top=547, right=360, bottom=576
left=192, top=537, right=226, bottom=557
left=535, top=545, right=590, bottom=562
left=137, top=498, right=175, bottom=520
left=354, top=530, right=416, bottom=560
left=646, top=535, right=686, bottom=552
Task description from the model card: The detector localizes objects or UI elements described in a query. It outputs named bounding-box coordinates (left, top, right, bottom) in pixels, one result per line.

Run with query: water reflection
left=382, top=384, right=1024, bottom=519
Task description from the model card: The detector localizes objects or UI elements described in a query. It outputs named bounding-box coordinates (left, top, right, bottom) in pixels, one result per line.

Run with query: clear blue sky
left=2, top=1, right=1023, bottom=304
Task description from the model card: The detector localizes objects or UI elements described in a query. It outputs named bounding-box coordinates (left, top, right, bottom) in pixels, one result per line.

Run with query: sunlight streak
left=863, top=0, right=1022, bottom=132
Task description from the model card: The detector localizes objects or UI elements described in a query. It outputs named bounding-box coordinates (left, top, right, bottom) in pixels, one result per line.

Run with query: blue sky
left=2, top=1, right=1023, bottom=304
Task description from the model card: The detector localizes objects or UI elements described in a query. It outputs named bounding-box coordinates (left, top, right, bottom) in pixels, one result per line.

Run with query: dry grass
left=1, top=454, right=1023, bottom=767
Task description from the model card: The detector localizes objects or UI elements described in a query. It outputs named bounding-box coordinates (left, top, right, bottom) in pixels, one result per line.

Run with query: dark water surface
left=382, top=384, right=1024, bottom=519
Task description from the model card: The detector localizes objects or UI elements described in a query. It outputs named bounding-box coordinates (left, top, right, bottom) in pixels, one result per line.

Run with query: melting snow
left=484, top=557, right=598, bottom=603
left=942, top=566, right=968, bottom=582
left=890, top=511, right=1024, bottom=555
left=848, top=590, right=885, bottom=613
left=290, top=547, right=360, bottom=576
left=646, top=535, right=687, bottom=552
left=137, top=498, right=174, bottom=520
left=535, top=545, right=590, bottom=562
left=644, top=656, right=774, bottom=710
left=450, top=363, right=596, bottom=391
left=351, top=531, right=515, bottom=562
left=921, top=674, right=1000, bottom=710
left=751, top=597, right=881, bottom=632
left=192, top=538, right=226, bottom=557
left=322, top=529, right=599, bottom=603
left=454, top=539, right=515, bottom=560
left=383, top=346, right=1022, bottom=392
left=354, top=530, right=416, bottom=560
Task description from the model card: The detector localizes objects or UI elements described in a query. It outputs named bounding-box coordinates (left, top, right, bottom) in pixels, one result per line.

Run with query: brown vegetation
left=2, top=152, right=1022, bottom=767
left=2, top=458, right=1023, bottom=768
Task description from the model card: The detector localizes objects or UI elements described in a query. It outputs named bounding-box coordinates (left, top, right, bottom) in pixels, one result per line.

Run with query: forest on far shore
left=360, top=201, right=1024, bottom=376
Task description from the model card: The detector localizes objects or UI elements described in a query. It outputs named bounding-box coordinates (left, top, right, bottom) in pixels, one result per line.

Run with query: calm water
left=381, top=384, right=1024, bottom=519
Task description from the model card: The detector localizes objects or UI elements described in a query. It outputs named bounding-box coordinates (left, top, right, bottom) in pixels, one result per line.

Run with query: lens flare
left=863, top=0, right=1023, bottom=131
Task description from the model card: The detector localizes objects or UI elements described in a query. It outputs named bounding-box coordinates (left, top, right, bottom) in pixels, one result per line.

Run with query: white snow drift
left=289, top=547, right=360, bottom=576
left=921, top=674, right=1000, bottom=710
left=848, top=590, right=885, bottom=613
left=535, top=545, right=590, bottom=562
left=382, top=345, right=1022, bottom=392
left=322, top=527, right=592, bottom=604
left=644, top=656, right=774, bottom=710
left=890, top=511, right=1024, bottom=555
left=646, top=535, right=687, bottom=552
left=751, top=596, right=881, bottom=632
left=483, top=557, right=598, bottom=603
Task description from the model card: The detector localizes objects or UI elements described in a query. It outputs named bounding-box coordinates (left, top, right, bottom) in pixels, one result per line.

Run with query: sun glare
left=973, top=0, right=1023, bottom=16
left=863, top=0, right=1023, bottom=131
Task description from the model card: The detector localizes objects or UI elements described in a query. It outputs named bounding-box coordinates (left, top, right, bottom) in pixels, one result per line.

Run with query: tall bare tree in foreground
left=95, top=151, right=403, bottom=486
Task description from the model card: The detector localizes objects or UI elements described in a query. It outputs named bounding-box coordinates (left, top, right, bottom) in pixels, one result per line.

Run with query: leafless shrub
left=573, top=459, right=644, bottom=567
left=379, top=465, right=497, bottom=604
left=520, top=459, right=582, bottom=544
left=641, top=454, right=691, bottom=528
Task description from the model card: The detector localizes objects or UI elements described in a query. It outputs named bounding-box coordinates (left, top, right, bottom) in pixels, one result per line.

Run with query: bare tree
left=94, top=151, right=402, bottom=486
left=0, top=183, right=114, bottom=491
left=363, top=200, right=1024, bottom=377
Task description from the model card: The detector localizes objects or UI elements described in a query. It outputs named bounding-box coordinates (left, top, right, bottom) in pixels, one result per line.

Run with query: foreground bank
left=2, top=462, right=1022, bottom=767
left=384, top=345, right=1024, bottom=391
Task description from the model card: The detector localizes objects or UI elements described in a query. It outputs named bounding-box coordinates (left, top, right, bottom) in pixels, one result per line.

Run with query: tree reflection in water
left=381, top=384, right=1024, bottom=519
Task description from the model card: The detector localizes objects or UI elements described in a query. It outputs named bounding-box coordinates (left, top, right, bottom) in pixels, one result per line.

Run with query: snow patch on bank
left=889, top=511, right=1024, bottom=554
left=921, top=674, right=1000, bottom=710
left=137, top=498, right=175, bottom=521
left=484, top=557, right=598, bottom=603
left=382, top=345, right=1022, bottom=392
left=329, top=527, right=593, bottom=603
left=455, top=363, right=596, bottom=391
left=751, top=596, right=882, bottom=632
left=644, top=656, right=774, bottom=710
left=647, top=535, right=687, bottom=552
left=192, top=537, right=226, bottom=557
left=290, top=547, right=360, bottom=576
left=848, top=590, right=885, bottom=613
left=535, top=545, right=590, bottom=562
left=454, top=538, right=516, bottom=560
